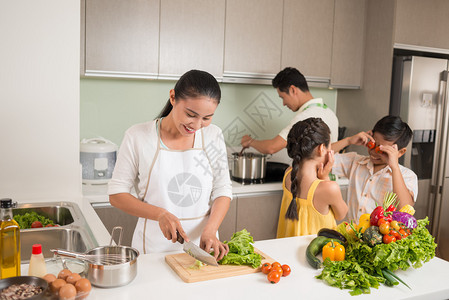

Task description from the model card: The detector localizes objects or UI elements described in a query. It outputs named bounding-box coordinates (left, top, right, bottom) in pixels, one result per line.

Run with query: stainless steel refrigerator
left=390, top=55, right=449, bottom=261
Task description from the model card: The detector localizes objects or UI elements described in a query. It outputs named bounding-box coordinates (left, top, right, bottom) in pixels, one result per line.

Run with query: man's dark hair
left=372, top=115, right=413, bottom=149
left=272, top=67, right=309, bottom=94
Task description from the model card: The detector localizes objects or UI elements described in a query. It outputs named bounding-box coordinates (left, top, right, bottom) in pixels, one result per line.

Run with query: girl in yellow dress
left=277, top=118, right=348, bottom=238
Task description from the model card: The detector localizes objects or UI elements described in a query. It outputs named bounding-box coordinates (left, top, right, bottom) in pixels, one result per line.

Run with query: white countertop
left=82, top=177, right=348, bottom=203
left=82, top=180, right=286, bottom=204
left=84, top=235, right=449, bottom=300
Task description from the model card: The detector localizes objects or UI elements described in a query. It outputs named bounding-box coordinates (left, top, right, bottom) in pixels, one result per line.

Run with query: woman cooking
left=108, top=70, right=232, bottom=260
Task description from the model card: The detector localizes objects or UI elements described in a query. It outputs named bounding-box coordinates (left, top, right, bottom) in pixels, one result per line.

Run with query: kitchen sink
left=13, top=202, right=98, bottom=263
left=13, top=205, right=75, bottom=226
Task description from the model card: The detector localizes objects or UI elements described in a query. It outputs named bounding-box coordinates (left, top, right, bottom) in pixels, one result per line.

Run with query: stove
left=231, top=162, right=289, bottom=185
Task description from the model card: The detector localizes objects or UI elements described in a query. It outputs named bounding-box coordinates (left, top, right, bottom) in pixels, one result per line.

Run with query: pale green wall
left=80, top=78, right=337, bottom=147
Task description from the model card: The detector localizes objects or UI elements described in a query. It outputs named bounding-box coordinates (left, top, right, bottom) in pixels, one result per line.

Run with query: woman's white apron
left=132, top=120, right=213, bottom=254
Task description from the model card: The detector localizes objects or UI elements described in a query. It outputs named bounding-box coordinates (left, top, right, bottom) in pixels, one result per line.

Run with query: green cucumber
left=306, top=236, right=340, bottom=269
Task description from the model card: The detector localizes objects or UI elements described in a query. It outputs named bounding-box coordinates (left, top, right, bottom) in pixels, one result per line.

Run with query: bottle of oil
left=0, top=198, right=21, bottom=279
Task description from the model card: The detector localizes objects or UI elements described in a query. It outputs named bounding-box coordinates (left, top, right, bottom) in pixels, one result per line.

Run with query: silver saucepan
left=230, top=152, right=271, bottom=181
left=53, top=226, right=139, bottom=288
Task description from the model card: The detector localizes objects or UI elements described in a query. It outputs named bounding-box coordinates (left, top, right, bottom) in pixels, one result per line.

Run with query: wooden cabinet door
left=80, top=0, right=86, bottom=76
left=236, top=191, right=283, bottom=241
left=224, top=0, right=283, bottom=76
left=330, top=0, right=366, bottom=88
left=85, top=0, right=160, bottom=78
left=159, top=0, right=225, bottom=79
left=282, top=0, right=334, bottom=81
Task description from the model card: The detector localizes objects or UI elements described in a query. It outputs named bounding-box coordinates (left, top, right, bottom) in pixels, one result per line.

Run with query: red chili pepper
left=386, top=204, right=396, bottom=212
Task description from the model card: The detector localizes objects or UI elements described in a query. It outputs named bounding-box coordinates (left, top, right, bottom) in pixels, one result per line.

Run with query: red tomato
left=379, top=222, right=390, bottom=235
left=31, top=221, right=43, bottom=228
left=375, top=146, right=384, bottom=154
left=267, top=271, right=281, bottom=284
left=271, top=262, right=281, bottom=269
left=383, top=234, right=396, bottom=244
left=271, top=266, right=283, bottom=276
left=281, top=264, right=291, bottom=277
left=390, top=230, right=402, bottom=240
left=366, top=140, right=375, bottom=149
left=399, top=229, right=408, bottom=238
left=377, top=218, right=387, bottom=226
left=261, top=263, right=272, bottom=274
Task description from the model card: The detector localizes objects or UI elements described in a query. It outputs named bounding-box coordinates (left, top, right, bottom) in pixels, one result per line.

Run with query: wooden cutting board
left=165, top=248, right=275, bottom=283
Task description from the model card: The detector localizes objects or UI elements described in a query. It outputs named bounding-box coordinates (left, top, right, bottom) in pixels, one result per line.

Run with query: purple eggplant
left=392, top=211, right=417, bottom=229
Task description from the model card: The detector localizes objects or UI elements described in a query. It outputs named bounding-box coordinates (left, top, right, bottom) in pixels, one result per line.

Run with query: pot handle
left=109, top=226, right=123, bottom=246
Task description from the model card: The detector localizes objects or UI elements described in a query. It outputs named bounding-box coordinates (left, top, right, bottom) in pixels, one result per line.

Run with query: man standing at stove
left=240, top=67, right=339, bottom=154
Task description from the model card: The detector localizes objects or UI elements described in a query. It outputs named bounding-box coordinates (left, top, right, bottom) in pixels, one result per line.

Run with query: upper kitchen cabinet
left=159, top=0, right=225, bottom=79
left=80, top=0, right=85, bottom=76
left=84, top=0, right=160, bottom=78
left=281, top=0, right=334, bottom=85
left=330, top=0, right=366, bottom=88
left=223, top=0, right=283, bottom=81
left=395, top=0, right=449, bottom=50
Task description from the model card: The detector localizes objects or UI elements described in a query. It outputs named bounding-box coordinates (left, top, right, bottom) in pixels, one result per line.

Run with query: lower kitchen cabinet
left=92, top=203, right=138, bottom=247
left=93, top=190, right=283, bottom=246
left=218, top=195, right=237, bottom=242
left=220, top=191, right=283, bottom=242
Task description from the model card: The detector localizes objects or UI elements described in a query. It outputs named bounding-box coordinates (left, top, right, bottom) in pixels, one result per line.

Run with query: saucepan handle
left=51, top=248, right=84, bottom=260
left=109, top=226, right=123, bottom=246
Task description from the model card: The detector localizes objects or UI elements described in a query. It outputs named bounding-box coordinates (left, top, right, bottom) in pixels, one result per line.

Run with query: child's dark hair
left=272, top=67, right=309, bottom=94
left=157, top=70, right=221, bottom=118
left=285, top=117, right=330, bottom=220
left=372, top=115, right=413, bottom=149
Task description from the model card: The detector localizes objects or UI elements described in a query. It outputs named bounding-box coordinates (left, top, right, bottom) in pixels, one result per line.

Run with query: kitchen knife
left=176, top=232, right=218, bottom=267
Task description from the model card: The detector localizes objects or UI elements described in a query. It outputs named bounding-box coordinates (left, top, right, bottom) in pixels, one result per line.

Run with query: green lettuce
left=13, top=211, right=55, bottom=229
left=317, top=218, right=437, bottom=295
left=219, top=229, right=262, bottom=268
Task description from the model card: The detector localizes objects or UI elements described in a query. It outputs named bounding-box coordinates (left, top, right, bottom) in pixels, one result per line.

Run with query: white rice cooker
left=80, top=137, right=118, bottom=185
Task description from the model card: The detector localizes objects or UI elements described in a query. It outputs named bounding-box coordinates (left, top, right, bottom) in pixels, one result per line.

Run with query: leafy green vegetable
left=13, top=211, right=55, bottom=229
left=318, top=218, right=437, bottom=295
left=219, top=229, right=262, bottom=268
left=317, top=259, right=384, bottom=296
left=188, top=260, right=205, bottom=270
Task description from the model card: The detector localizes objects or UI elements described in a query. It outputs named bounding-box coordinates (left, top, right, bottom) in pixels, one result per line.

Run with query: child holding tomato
left=276, top=118, right=348, bottom=238
left=330, top=115, right=417, bottom=222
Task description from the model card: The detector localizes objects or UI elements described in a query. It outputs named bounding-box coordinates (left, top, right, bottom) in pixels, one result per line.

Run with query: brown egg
left=58, top=269, right=72, bottom=280
left=58, top=283, right=77, bottom=300
left=65, top=273, right=81, bottom=285
left=74, top=278, right=92, bottom=298
left=51, top=278, right=66, bottom=293
left=43, top=273, right=57, bottom=284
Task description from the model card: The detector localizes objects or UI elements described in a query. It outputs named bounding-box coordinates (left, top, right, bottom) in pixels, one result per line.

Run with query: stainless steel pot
left=85, top=226, right=139, bottom=288
left=52, top=227, right=139, bottom=288
left=230, top=152, right=269, bottom=180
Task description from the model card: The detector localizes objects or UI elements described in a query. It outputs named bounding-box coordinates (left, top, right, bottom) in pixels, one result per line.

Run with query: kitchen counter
left=84, top=235, right=449, bottom=300
left=82, top=177, right=349, bottom=202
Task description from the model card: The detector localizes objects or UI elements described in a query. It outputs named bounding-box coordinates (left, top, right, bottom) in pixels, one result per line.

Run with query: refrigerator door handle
left=429, top=70, right=449, bottom=237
